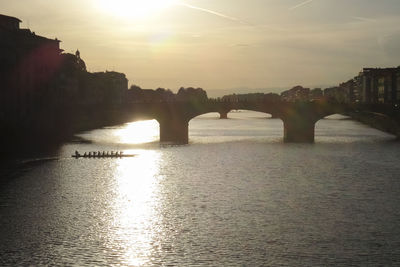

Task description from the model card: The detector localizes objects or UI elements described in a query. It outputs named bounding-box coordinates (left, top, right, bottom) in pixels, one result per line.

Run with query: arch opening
left=314, top=113, right=358, bottom=142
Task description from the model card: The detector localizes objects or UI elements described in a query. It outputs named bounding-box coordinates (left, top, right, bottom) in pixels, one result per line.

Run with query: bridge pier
left=283, top=117, right=316, bottom=143
left=159, top=119, right=189, bottom=144
left=219, top=111, right=229, bottom=119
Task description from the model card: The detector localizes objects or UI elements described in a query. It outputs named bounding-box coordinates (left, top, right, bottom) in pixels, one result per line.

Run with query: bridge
left=121, top=99, right=350, bottom=144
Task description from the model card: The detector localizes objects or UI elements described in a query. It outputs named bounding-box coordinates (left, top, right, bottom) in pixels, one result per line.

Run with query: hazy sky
left=2, top=0, right=400, bottom=93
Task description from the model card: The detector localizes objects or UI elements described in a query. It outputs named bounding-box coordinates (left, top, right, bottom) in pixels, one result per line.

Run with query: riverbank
left=0, top=106, right=150, bottom=158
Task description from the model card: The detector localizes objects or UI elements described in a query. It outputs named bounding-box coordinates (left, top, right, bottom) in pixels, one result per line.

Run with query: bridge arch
left=314, top=113, right=352, bottom=140
left=188, top=110, right=282, bottom=140
left=185, top=106, right=281, bottom=122
left=183, top=109, right=283, bottom=143
left=190, top=112, right=223, bottom=120
left=189, top=109, right=276, bottom=121
left=219, top=109, right=277, bottom=120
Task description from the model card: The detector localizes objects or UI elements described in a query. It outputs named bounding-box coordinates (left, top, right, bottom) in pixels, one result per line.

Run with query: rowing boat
left=72, top=152, right=135, bottom=158
left=72, top=155, right=135, bottom=158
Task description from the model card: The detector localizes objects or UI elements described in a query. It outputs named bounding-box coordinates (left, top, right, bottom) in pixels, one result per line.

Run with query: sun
left=97, top=0, right=179, bottom=20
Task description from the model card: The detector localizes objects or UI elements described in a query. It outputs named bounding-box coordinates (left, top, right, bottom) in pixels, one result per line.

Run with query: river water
left=1, top=111, right=400, bottom=266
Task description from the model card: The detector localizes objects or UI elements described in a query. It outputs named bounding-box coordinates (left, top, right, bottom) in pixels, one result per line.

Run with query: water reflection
left=115, top=120, right=159, bottom=144
left=109, top=150, right=162, bottom=266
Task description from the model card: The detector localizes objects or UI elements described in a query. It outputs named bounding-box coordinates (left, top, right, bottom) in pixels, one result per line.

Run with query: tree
left=177, top=87, right=208, bottom=102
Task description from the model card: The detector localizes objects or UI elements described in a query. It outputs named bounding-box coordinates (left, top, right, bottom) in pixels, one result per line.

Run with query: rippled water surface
left=1, top=111, right=400, bottom=266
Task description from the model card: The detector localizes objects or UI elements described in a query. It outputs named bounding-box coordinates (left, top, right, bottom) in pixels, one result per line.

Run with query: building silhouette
left=0, top=14, right=63, bottom=124
left=0, top=14, right=128, bottom=148
left=358, top=68, right=400, bottom=104
left=310, top=88, right=323, bottom=100
left=308, top=67, right=400, bottom=104
left=281, top=86, right=310, bottom=102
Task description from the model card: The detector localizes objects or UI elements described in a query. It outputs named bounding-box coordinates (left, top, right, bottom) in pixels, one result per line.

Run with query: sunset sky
left=2, top=0, right=400, bottom=94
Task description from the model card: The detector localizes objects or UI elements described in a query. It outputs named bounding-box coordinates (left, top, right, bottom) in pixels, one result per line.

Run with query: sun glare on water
left=98, top=0, right=179, bottom=19
left=115, top=120, right=159, bottom=144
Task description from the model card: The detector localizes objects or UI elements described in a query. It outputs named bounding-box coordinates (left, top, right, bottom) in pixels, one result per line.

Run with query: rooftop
left=0, top=14, right=22, bottom=23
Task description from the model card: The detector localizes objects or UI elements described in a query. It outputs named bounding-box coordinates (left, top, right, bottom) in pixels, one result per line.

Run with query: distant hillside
left=206, top=86, right=333, bottom=98
left=206, top=88, right=283, bottom=98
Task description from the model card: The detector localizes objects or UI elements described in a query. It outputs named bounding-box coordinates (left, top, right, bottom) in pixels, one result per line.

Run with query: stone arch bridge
left=121, top=100, right=350, bottom=144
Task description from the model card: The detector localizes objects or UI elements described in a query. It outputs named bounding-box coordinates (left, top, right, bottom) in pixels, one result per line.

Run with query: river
left=1, top=111, right=400, bottom=266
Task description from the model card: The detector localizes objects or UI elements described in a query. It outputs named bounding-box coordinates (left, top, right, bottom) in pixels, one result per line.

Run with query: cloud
left=289, top=0, right=314, bottom=11
left=178, top=2, right=249, bottom=25
left=350, top=16, right=376, bottom=23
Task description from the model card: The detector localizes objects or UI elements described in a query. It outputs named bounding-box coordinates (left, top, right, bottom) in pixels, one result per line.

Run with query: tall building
left=358, top=67, right=400, bottom=104
left=339, top=79, right=358, bottom=103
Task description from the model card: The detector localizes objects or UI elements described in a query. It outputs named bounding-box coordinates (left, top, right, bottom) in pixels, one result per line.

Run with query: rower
left=75, top=151, right=79, bottom=157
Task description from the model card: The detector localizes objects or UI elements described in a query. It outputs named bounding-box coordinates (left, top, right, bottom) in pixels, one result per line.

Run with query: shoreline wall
left=346, top=111, right=400, bottom=139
